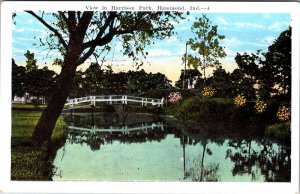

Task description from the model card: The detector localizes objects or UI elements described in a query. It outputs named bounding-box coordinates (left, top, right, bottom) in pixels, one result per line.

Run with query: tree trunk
left=200, top=142, right=207, bottom=181
left=31, top=63, right=77, bottom=145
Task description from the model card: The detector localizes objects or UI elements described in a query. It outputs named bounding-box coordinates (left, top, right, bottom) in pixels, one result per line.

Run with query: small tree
left=186, top=14, right=226, bottom=84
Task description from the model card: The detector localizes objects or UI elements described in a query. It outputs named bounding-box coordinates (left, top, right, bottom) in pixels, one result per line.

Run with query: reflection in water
left=53, top=111, right=290, bottom=182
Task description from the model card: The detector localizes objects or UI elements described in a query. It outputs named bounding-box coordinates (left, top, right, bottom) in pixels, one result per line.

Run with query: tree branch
left=76, top=11, right=94, bottom=36
left=68, top=11, right=76, bottom=27
left=25, top=11, right=68, bottom=50
left=82, top=12, right=117, bottom=49
left=77, top=33, right=114, bottom=65
left=58, top=11, right=73, bottom=33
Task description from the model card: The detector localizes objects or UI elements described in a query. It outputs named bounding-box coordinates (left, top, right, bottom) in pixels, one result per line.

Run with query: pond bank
left=163, top=96, right=291, bottom=142
left=11, top=104, right=67, bottom=180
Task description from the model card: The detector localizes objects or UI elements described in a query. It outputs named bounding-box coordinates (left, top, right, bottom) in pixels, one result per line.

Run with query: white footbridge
left=65, top=95, right=164, bottom=108
left=68, top=122, right=164, bottom=134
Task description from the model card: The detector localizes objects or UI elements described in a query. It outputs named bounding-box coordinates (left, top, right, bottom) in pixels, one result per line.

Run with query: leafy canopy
left=26, top=11, right=185, bottom=67
left=186, top=14, right=226, bottom=72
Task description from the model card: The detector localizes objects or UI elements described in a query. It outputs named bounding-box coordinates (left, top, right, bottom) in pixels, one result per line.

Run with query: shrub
left=265, top=122, right=291, bottom=141
left=234, top=95, right=246, bottom=107
left=255, top=99, right=267, bottom=113
left=202, top=87, right=216, bottom=98
left=168, top=92, right=183, bottom=103
left=277, top=106, right=291, bottom=121
left=175, top=97, right=233, bottom=123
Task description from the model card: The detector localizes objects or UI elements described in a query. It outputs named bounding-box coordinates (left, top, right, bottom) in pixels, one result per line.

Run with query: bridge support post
left=109, top=96, right=112, bottom=105
left=161, top=97, right=164, bottom=108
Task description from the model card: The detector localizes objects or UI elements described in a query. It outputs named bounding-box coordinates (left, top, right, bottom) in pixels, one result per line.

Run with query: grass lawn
left=11, top=104, right=67, bottom=180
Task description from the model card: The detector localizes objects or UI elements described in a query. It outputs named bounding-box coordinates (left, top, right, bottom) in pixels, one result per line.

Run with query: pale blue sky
left=12, top=12, right=290, bottom=83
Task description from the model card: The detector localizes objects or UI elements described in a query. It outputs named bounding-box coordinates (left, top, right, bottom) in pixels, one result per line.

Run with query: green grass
left=11, top=103, right=67, bottom=180
left=12, top=103, right=47, bottom=110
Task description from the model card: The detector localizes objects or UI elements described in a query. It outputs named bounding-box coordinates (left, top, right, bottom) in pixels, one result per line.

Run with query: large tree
left=260, top=27, right=291, bottom=97
left=234, top=27, right=291, bottom=99
left=186, top=14, right=226, bottom=83
left=24, top=11, right=183, bottom=144
left=206, top=66, right=233, bottom=97
left=234, top=52, right=260, bottom=99
left=82, top=62, right=105, bottom=95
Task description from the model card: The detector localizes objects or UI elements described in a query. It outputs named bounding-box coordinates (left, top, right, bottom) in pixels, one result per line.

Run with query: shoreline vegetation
left=11, top=103, right=67, bottom=180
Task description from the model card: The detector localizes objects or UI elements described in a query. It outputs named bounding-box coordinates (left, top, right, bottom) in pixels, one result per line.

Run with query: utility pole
left=183, top=42, right=188, bottom=89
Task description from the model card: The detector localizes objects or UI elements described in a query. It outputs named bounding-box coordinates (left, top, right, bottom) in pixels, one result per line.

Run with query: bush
left=175, top=97, right=234, bottom=123
left=265, top=122, right=291, bottom=141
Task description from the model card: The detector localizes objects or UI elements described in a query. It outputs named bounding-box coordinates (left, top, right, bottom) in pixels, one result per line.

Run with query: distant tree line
left=176, top=27, right=291, bottom=100
left=12, top=51, right=173, bottom=103
left=70, top=63, right=172, bottom=98
left=12, top=51, right=57, bottom=104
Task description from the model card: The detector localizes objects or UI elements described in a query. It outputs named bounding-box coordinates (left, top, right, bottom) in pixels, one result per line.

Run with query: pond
left=52, top=110, right=291, bottom=182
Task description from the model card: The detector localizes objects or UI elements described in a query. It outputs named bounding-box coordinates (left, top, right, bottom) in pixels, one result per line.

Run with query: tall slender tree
left=186, top=14, right=226, bottom=84
left=22, top=11, right=183, bottom=144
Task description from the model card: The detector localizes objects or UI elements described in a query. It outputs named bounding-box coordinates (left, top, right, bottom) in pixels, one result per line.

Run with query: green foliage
left=24, top=50, right=37, bottom=72
left=25, top=11, right=184, bottom=67
left=187, top=14, right=226, bottom=80
left=14, top=50, right=57, bottom=104
left=233, top=27, right=291, bottom=99
left=206, top=67, right=233, bottom=97
left=175, top=69, right=202, bottom=89
left=172, top=96, right=280, bottom=128
left=11, top=106, right=67, bottom=180
left=127, top=69, right=172, bottom=95
left=261, top=27, right=291, bottom=97
left=70, top=68, right=173, bottom=98
left=234, top=52, right=260, bottom=99
left=12, top=59, right=26, bottom=98
left=265, top=122, right=290, bottom=141
left=175, top=97, right=233, bottom=123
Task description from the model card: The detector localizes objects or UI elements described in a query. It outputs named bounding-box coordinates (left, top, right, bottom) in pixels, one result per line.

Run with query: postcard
left=0, top=1, right=299, bottom=194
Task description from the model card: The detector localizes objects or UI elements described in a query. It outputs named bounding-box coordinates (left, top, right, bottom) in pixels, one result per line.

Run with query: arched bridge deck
left=65, top=95, right=164, bottom=108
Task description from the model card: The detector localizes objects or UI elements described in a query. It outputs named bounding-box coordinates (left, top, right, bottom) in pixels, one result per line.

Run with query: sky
left=12, top=12, right=290, bottom=84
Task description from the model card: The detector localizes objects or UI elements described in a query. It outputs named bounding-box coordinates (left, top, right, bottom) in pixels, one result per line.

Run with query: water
left=52, top=111, right=291, bottom=182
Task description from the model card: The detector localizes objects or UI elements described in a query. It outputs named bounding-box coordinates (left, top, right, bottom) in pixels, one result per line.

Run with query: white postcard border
left=0, top=1, right=299, bottom=194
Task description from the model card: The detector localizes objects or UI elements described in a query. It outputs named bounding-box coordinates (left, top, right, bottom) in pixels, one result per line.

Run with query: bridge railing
left=67, top=122, right=164, bottom=133
left=65, top=95, right=164, bottom=107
